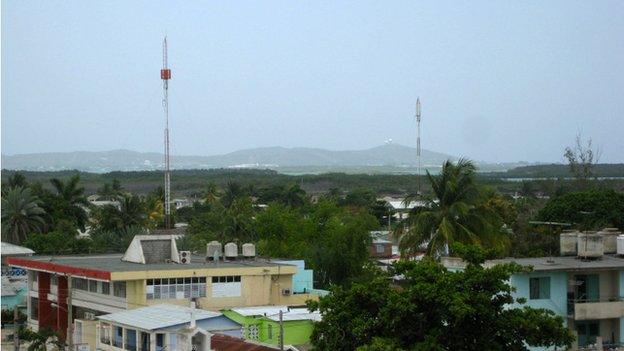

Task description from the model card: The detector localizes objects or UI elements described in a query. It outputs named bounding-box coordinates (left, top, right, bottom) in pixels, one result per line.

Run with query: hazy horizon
left=2, top=1, right=623, bottom=163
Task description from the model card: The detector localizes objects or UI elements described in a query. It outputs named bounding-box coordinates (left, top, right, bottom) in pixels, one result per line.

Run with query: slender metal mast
left=416, top=98, right=422, bottom=195
left=161, top=37, right=172, bottom=229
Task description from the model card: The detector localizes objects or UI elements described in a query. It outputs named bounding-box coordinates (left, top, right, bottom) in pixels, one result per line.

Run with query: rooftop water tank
left=598, top=228, right=621, bottom=254
left=206, top=241, right=222, bottom=260
left=242, top=243, right=256, bottom=258
left=617, top=235, right=624, bottom=256
left=559, top=231, right=578, bottom=256
left=577, top=233, right=603, bottom=259
left=224, top=242, right=238, bottom=259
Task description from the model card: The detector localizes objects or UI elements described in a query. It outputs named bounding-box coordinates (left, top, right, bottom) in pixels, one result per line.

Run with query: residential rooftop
left=484, top=254, right=624, bottom=272
left=7, top=253, right=298, bottom=281
left=98, top=304, right=221, bottom=330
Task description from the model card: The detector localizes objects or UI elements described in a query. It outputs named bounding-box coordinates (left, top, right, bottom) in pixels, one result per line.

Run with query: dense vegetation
left=308, top=244, right=574, bottom=350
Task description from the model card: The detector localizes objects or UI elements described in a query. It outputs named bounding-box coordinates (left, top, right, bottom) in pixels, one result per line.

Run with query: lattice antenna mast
left=416, top=98, right=422, bottom=195
left=161, top=37, right=172, bottom=229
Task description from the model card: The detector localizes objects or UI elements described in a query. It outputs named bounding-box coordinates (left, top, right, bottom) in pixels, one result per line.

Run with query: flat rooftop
left=7, top=254, right=297, bottom=280
left=485, top=254, right=624, bottom=272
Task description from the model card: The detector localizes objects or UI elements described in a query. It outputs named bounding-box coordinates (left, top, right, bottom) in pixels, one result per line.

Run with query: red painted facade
left=37, top=272, right=55, bottom=330
left=6, top=257, right=111, bottom=281
left=56, top=275, right=69, bottom=340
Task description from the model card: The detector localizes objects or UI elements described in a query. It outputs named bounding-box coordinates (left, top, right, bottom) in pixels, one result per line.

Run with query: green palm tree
left=50, top=175, right=89, bottom=230
left=397, top=158, right=504, bottom=256
left=204, top=182, right=221, bottom=205
left=284, top=183, right=307, bottom=208
left=1, top=187, right=46, bottom=244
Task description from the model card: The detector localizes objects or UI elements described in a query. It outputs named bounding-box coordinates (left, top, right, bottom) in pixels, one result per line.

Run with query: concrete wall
left=126, top=272, right=297, bottom=311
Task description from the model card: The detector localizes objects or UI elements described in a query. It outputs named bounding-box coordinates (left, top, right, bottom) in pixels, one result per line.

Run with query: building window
left=529, top=277, right=550, bottom=299
left=156, top=333, right=165, bottom=351
left=140, top=332, right=150, bottom=351
left=375, top=244, right=384, bottom=253
left=211, top=276, right=241, bottom=283
left=113, top=282, right=126, bottom=298
left=101, top=282, right=110, bottom=295
left=125, top=329, right=137, bottom=351
left=114, top=326, right=123, bottom=348
left=50, top=275, right=58, bottom=286
left=89, top=280, right=98, bottom=293
left=211, top=276, right=242, bottom=298
left=100, top=323, right=111, bottom=344
left=73, top=278, right=88, bottom=291
left=268, top=324, right=273, bottom=339
left=146, top=277, right=206, bottom=300
left=248, top=325, right=259, bottom=340
left=30, top=298, right=39, bottom=320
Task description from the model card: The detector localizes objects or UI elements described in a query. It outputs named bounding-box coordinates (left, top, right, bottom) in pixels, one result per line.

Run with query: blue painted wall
left=509, top=271, right=569, bottom=351
left=273, top=260, right=314, bottom=293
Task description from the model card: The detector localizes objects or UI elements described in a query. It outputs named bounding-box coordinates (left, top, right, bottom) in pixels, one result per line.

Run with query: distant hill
left=481, top=163, right=624, bottom=178
left=1, top=144, right=457, bottom=173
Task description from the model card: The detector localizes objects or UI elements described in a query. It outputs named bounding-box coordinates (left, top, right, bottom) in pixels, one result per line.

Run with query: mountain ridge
left=1, top=144, right=457, bottom=172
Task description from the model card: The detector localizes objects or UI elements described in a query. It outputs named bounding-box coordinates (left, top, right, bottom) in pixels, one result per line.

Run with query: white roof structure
left=97, top=304, right=221, bottom=331
left=1, top=242, right=35, bottom=256
left=231, top=305, right=289, bottom=317
left=231, top=306, right=321, bottom=322
left=266, top=308, right=321, bottom=322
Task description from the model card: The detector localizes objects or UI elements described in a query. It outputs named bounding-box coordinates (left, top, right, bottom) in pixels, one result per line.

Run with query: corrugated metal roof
left=266, top=308, right=321, bottom=322
left=97, top=304, right=221, bottom=331
left=1, top=242, right=34, bottom=256
left=231, top=306, right=321, bottom=322
left=231, top=305, right=289, bottom=317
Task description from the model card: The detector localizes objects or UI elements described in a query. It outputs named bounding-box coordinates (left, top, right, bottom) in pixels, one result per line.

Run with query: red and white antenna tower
left=161, top=37, right=172, bottom=229
left=416, top=98, right=422, bottom=195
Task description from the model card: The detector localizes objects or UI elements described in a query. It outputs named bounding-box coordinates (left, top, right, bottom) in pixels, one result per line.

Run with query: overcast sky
left=2, top=1, right=623, bottom=163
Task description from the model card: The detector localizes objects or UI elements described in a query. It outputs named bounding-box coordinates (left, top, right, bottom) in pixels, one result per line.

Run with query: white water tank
left=577, top=233, right=603, bottom=258
left=206, top=241, right=222, bottom=260
left=224, top=242, right=238, bottom=259
left=598, top=228, right=621, bottom=254
left=242, top=243, right=256, bottom=258
left=559, top=231, right=578, bottom=256
left=617, top=235, right=624, bottom=256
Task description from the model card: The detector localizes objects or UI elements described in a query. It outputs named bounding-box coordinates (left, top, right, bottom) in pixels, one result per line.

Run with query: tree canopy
left=308, top=244, right=574, bottom=350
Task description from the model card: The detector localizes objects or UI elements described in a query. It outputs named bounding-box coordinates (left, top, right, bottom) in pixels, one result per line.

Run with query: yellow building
left=7, top=235, right=316, bottom=344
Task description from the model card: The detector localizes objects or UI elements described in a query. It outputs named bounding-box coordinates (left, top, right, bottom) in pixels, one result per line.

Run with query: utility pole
left=415, top=98, right=422, bottom=195
left=278, top=310, right=284, bottom=351
left=13, top=307, right=19, bottom=351
left=161, top=36, right=172, bottom=229
left=66, top=275, right=73, bottom=351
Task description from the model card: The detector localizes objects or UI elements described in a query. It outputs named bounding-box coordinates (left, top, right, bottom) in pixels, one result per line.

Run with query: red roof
left=211, top=334, right=279, bottom=351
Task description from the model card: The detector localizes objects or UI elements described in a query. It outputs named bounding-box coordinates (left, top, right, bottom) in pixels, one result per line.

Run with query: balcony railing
left=568, top=297, right=624, bottom=320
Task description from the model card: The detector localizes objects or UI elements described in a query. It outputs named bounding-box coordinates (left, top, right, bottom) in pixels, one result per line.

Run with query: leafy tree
left=222, top=181, right=246, bottom=208
left=309, top=244, right=574, bottom=350
left=1, top=187, right=46, bottom=244
left=91, top=195, right=147, bottom=232
left=564, top=134, right=600, bottom=190
left=203, top=181, right=220, bottom=205
left=255, top=203, right=309, bottom=258
left=538, top=189, right=624, bottom=230
left=5, top=172, right=28, bottom=189
left=18, top=327, right=65, bottom=351
left=97, top=178, right=124, bottom=200
left=23, top=230, right=92, bottom=255
left=48, top=175, right=89, bottom=230
left=397, top=159, right=505, bottom=256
